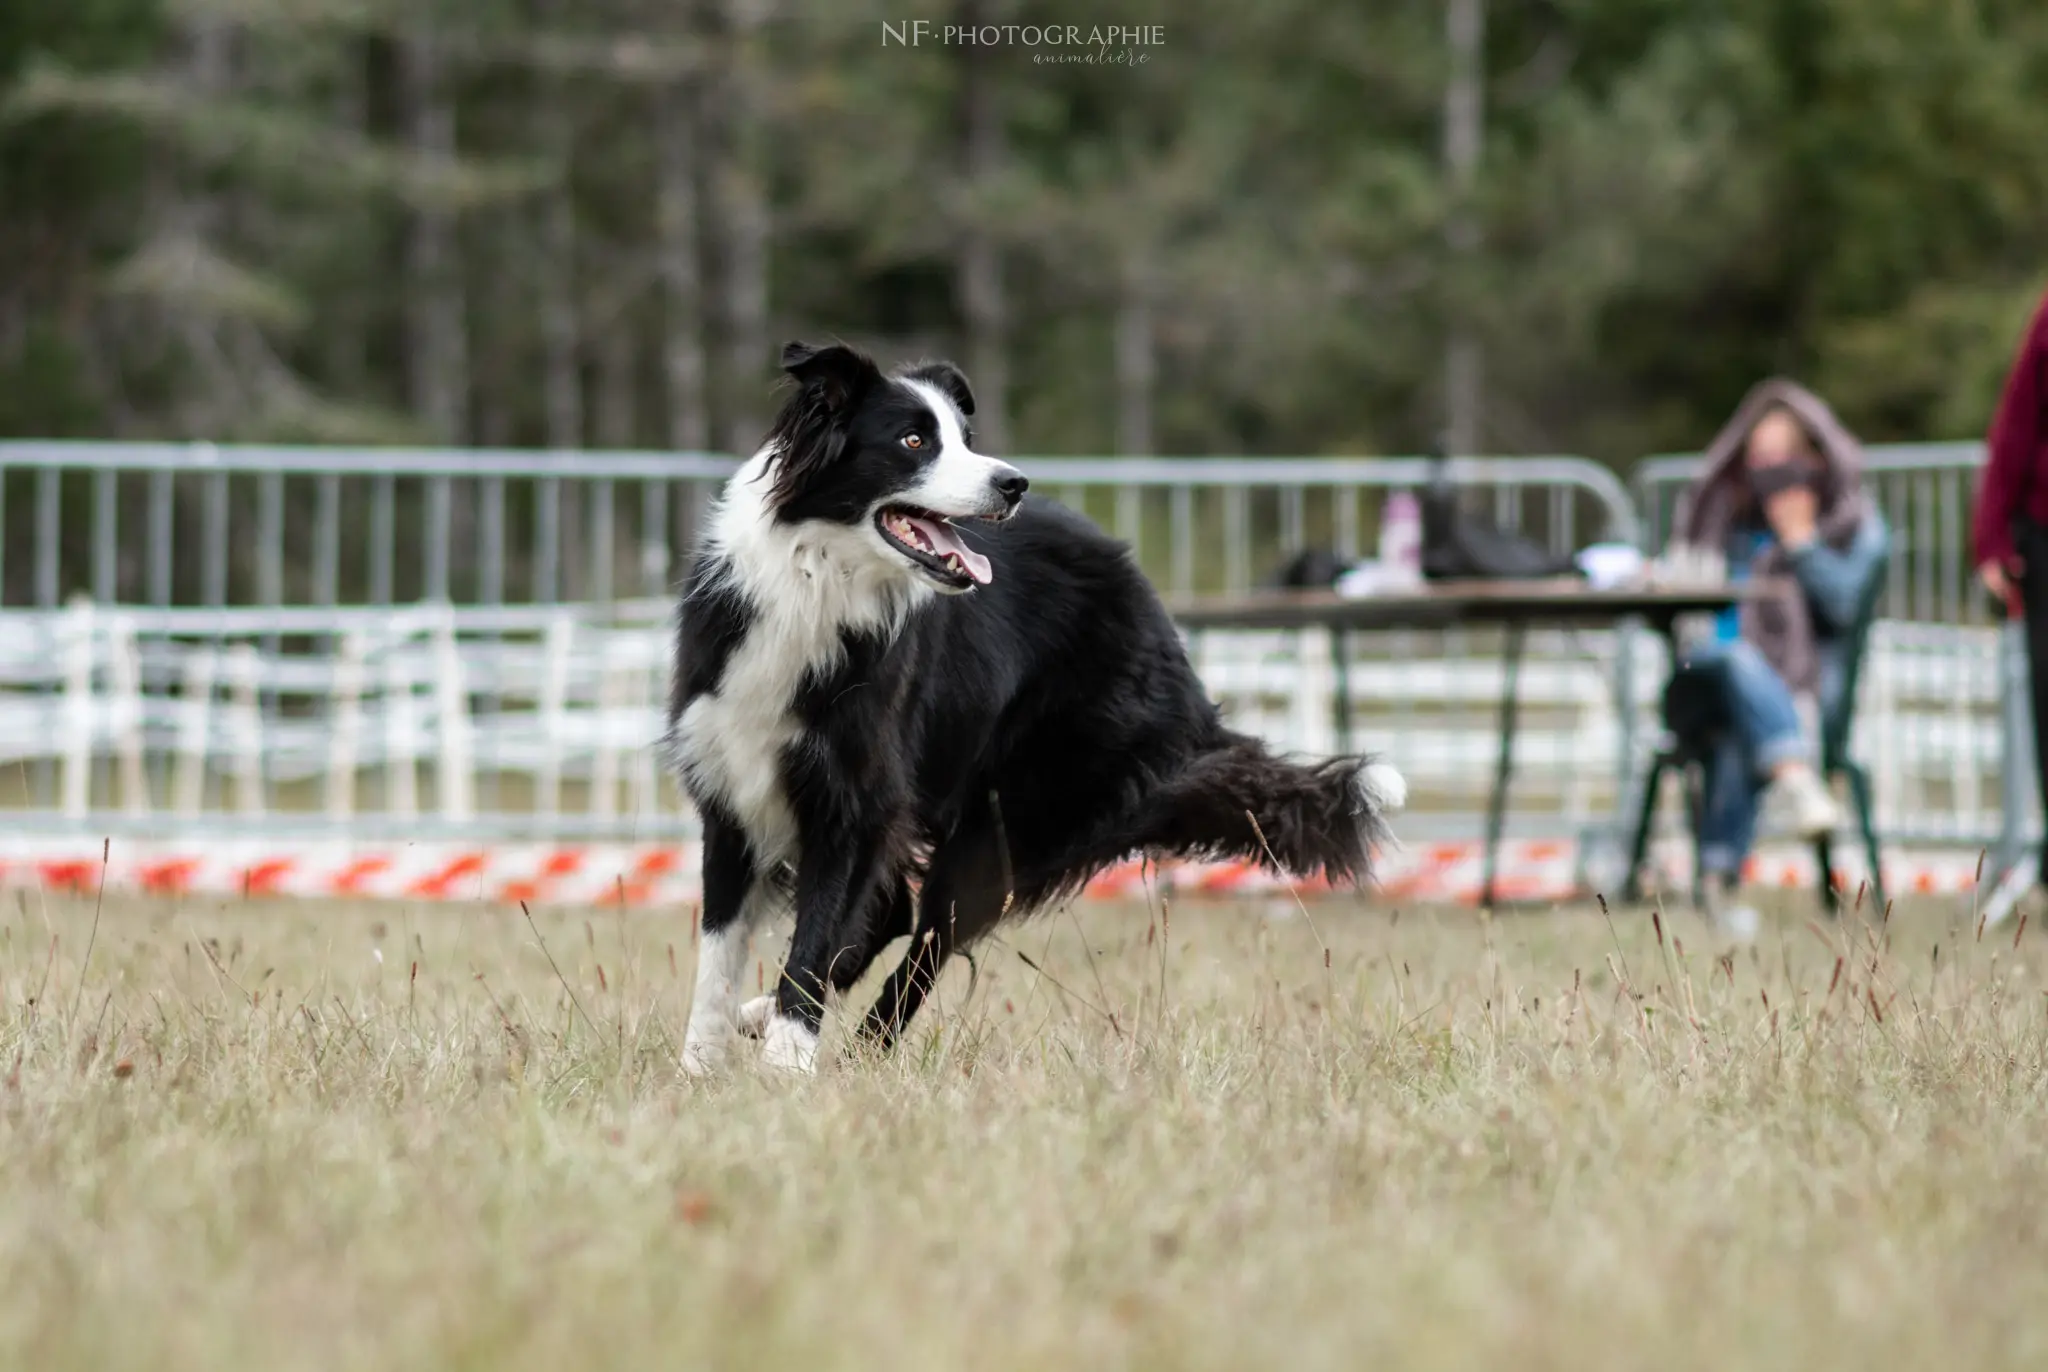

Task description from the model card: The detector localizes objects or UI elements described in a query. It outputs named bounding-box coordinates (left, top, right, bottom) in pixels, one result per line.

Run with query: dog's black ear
left=901, top=360, right=976, bottom=419
left=780, top=341, right=879, bottom=410
left=763, top=342, right=881, bottom=509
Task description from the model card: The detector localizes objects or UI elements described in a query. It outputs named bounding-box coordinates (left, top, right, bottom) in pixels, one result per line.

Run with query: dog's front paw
left=735, top=995, right=776, bottom=1039
left=759, top=1016, right=820, bottom=1075
left=681, top=1013, right=738, bottom=1077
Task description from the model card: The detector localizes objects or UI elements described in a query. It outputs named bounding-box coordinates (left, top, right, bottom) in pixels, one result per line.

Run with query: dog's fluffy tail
left=1123, top=735, right=1404, bottom=885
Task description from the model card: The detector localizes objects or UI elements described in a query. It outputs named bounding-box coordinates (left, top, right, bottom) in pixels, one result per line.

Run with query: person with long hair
left=1668, top=380, right=1891, bottom=942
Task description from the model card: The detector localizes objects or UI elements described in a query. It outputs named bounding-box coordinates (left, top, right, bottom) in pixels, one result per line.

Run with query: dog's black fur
left=668, top=341, right=1399, bottom=1061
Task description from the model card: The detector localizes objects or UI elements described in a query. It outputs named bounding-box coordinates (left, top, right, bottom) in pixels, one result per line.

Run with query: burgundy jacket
left=1973, top=287, right=2048, bottom=568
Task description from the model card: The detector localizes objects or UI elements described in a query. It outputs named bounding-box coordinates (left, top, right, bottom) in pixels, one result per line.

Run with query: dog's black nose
left=994, top=470, right=1029, bottom=506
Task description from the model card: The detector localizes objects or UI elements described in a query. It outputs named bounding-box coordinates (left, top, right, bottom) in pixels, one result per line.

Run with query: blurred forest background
left=4, top=0, right=2047, bottom=467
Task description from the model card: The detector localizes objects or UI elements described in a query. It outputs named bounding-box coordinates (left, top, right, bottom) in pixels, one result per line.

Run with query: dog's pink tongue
left=908, top=517, right=993, bottom=585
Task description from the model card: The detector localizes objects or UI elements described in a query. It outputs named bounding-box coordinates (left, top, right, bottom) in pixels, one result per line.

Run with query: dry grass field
left=3, top=882, right=2047, bottom=1370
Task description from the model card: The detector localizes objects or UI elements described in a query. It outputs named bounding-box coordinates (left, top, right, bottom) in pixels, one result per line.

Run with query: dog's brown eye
left=902, top=434, right=923, bottom=450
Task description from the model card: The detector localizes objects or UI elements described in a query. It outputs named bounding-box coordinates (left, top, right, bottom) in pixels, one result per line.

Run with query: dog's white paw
left=735, top=994, right=776, bottom=1039
left=681, top=1036, right=730, bottom=1078
left=681, top=1013, right=738, bottom=1077
left=1358, top=760, right=1407, bottom=813
left=759, top=1016, right=820, bottom=1075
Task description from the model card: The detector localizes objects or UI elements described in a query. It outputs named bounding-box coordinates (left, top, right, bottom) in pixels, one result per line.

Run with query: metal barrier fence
left=0, top=442, right=1636, bottom=607
left=0, top=601, right=2008, bottom=869
left=1635, top=441, right=1991, bottom=624
left=0, top=598, right=684, bottom=841
left=0, top=443, right=730, bottom=610
left=0, top=437, right=2029, bottom=888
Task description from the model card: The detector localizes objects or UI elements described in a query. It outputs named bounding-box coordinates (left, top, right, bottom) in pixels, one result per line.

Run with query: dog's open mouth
left=876, top=506, right=995, bottom=588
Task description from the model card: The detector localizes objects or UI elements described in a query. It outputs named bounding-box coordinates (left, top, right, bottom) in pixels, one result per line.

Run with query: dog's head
left=760, top=341, right=1028, bottom=593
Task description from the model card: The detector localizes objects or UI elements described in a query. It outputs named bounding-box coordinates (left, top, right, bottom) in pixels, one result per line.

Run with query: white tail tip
left=1359, top=761, right=1407, bottom=813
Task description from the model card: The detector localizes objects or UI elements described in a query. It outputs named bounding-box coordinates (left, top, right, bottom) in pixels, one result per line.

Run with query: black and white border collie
left=667, top=341, right=1405, bottom=1074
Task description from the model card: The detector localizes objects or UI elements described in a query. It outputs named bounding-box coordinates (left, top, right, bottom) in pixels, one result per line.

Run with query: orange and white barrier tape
left=1733, top=846, right=1985, bottom=898
left=0, top=838, right=702, bottom=908
left=0, top=834, right=1984, bottom=908
left=1078, top=839, right=1584, bottom=905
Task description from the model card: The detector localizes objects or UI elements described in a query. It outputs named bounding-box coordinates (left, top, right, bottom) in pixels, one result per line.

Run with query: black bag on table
left=1269, top=547, right=1355, bottom=589
left=1418, top=459, right=1583, bottom=582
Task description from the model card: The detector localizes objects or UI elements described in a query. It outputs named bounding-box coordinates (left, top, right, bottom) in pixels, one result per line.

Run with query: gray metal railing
left=0, top=442, right=1636, bottom=608
left=1635, top=441, right=1989, bottom=624
left=0, top=436, right=2028, bottom=886
left=1025, top=454, right=1636, bottom=597
left=0, top=442, right=736, bottom=609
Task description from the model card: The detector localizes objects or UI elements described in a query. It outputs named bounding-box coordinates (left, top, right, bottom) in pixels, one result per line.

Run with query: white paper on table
left=1574, top=543, right=1645, bottom=590
left=1335, top=560, right=1423, bottom=599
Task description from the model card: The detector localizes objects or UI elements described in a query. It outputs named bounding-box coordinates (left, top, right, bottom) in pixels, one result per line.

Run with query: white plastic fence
left=0, top=599, right=676, bottom=839
left=0, top=599, right=2007, bottom=852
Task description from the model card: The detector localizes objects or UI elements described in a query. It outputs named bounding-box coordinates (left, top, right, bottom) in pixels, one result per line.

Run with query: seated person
left=1667, top=379, right=1890, bottom=941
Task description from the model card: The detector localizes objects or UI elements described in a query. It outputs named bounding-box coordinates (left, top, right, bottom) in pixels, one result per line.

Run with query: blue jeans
left=1678, top=640, right=1810, bottom=880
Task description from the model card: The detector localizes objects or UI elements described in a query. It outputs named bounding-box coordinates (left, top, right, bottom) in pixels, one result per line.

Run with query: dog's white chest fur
left=675, top=632, right=809, bottom=865
left=672, top=450, right=930, bottom=867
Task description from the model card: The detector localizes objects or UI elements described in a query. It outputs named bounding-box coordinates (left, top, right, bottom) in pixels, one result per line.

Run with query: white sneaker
left=1772, top=764, right=1840, bottom=838
left=1701, top=875, right=1760, bottom=946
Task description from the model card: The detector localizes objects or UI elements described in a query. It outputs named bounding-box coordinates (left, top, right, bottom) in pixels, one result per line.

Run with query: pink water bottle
left=1378, top=490, right=1422, bottom=584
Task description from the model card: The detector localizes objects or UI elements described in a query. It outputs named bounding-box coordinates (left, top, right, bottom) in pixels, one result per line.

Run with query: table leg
left=1331, top=625, right=1352, bottom=753
left=1611, top=615, right=1640, bottom=863
left=1617, top=617, right=1685, bottom=903
left=1480, top=622, right=1526, bottom=910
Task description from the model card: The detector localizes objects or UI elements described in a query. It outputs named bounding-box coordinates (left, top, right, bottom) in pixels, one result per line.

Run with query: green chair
left=1622, top=547, right=1888, bottom=916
